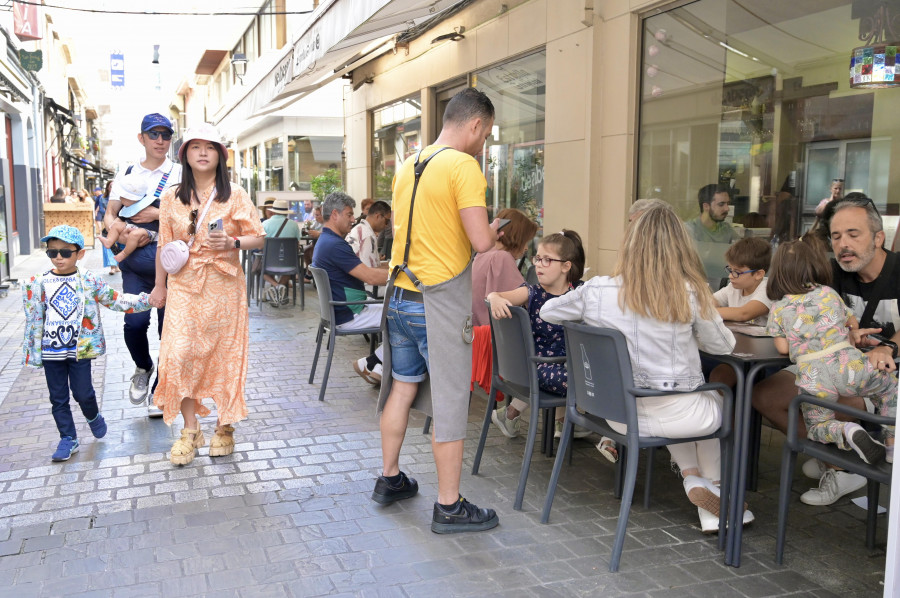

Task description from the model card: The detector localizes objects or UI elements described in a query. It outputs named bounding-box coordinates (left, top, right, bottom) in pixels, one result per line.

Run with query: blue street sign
left=110, top=53, right=124, bottom=87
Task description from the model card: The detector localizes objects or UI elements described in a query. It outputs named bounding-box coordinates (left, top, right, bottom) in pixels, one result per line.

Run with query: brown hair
left=496, top=208, right=538, bottom=255
left=540, top=229, right=585, bottom=284
left=725, top=237, right=771, bottom=272
left=614, top=205, right=716, bottom=322
left=766, top=240, right=832, bottom=301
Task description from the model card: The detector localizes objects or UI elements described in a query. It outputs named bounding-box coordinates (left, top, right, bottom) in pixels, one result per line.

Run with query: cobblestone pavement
left=0, top=245, right=888, bottom=597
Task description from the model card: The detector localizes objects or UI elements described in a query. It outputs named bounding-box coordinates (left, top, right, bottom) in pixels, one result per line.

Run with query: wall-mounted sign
left=110, top=53, right=125, bottom=87
left=19, top=49, right=42, bottom=72
left=13, top=2, right=41, bottom=41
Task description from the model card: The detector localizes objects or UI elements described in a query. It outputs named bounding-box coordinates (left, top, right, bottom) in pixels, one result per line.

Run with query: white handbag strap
left=187, top=188, right=218, bottom=249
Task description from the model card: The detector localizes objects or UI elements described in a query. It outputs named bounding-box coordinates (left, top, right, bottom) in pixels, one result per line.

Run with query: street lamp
left=231, top=52, right=248, bottom=85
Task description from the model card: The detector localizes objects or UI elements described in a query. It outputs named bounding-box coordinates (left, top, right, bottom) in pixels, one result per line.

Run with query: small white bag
left=160, top=189, right=217, bottom=275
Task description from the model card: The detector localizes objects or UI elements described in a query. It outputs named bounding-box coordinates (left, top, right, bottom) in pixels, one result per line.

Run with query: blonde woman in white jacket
left=540, top=205, right=750, bottom=532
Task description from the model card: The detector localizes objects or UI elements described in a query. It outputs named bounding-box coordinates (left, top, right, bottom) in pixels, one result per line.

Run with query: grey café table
left=702, top=327, right=791, bottom=568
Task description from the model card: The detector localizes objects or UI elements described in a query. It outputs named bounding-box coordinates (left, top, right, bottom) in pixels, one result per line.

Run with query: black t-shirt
left=831, top=251, right=900, bottom=337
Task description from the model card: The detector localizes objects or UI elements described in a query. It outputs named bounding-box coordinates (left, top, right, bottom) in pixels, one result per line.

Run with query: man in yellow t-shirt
left=371, top=88, right=502, bottom=534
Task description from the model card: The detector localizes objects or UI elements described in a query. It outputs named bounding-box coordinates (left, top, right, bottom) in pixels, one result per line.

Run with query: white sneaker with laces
left=801, top=458, right=827, bottom=479
left=146, top=392, right=164, bottom=418
left=491, top=408, right=521, bottom=439
left=698, top=507, right=754, bottom=534
left=554, top=420, right=591, bottom=439
left=353, top=357, right=382, bottom=384
left=800, top=469, right=867, bottom=506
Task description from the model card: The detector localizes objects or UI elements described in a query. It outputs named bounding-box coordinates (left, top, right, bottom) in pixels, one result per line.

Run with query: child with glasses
left=22, top=225, right=152, bottom=462
left=485, top=231, right=618, bottom=458
left=708, top=237, right=774, bottom=389
left=766, top=240, right=896, bottom=464
left=99, top=172, right=158, bottom=263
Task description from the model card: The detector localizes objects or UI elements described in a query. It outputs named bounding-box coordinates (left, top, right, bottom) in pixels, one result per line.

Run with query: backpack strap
left=390, top=147, right=451, bottom=291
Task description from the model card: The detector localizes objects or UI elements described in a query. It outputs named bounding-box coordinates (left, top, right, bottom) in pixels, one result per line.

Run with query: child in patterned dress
left=486, top=231, right=618, bottom=457
left=22, top=225, right=152, bottom=462
left=766, top=240, right=896, bottom=464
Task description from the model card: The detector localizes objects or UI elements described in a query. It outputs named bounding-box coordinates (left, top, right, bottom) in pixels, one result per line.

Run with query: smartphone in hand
left=209, top=219, right=224, bottom=232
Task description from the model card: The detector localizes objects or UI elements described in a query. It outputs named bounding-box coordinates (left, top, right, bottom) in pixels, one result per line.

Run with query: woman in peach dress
left=149, top=124, right=265, bottom=466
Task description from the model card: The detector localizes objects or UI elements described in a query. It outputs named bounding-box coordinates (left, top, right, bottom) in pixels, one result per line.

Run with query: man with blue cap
left=22, top=225, right=152, bottom=461
left=103, top=113, right=182, bottom=416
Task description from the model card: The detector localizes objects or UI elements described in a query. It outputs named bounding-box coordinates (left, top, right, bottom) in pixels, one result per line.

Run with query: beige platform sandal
left=209, top=425, right=235, bottom=457
left=170, top=428, right=205, bottom=466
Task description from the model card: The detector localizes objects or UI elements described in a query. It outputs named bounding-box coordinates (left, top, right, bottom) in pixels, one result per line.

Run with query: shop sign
left=272, top=51, right=294, bottom=97
left=110, top=54, right=125, bottom=87
left=13, top=2, right=41, bottom=41
left=19, top=50, right=42, bottom=72
left=293, top=26, right=324, bottom=74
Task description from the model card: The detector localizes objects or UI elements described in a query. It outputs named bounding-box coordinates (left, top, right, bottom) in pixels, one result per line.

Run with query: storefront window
left=475, top=51, right=546, bottom=229
left=263, top=138, right=283, bottom=191
left=287, top=136, right=342, bottom=191
left=371, top=98, right=421, bottom=201
left=638, top=0, right=900, bottom=286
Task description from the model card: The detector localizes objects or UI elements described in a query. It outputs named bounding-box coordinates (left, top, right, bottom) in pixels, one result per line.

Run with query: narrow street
left=0, top=244, right=887, bottom=597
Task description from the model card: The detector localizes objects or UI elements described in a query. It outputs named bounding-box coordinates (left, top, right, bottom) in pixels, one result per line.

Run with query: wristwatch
left=233, top=237, right=241, bottom=250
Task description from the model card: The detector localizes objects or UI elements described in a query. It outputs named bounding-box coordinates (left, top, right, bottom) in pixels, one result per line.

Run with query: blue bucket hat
left=140, top=113, right=173, bottom=133
left=41, top=225, right=85, bottom=249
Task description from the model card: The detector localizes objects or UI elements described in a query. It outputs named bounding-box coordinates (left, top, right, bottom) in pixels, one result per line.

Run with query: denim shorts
left=387, top=295, right=428, bottom=383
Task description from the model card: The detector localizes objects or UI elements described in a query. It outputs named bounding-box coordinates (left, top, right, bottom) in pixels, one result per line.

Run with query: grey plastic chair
left=541, top=322, right=733, bottom=572
left=776, top=393, right=894, bottom=564
left=307, top=266, right=382, bottom=402
left=471, top=305, right=566, bottom=511
left=257, top=237, right=302, bottom=311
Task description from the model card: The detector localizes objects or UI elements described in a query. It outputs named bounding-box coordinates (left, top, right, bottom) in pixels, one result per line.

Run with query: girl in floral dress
left=766, top=240, right=896, bottom=464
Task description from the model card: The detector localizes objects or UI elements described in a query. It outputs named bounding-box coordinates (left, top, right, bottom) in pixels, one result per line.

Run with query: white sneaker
left=353, top=357, right=382, bottom=385
left=129, top=366, right=154, bottom=405
left=146, top=392, right=164, bottom=419
left=800, top=469, right=867, bottom=506
left=265, top=285, right=279, bottom=307
left=801, top=458, right=827, bottom=479
left=554, top=420, right=591, bottom=439
left=698, top=507, right=754, bottom=534
left=491, top=408, right=521, bottom=439
left=684, top=475, right=721, bottom=516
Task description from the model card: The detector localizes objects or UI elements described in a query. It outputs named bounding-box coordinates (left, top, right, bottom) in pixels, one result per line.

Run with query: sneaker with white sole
left=491, top=408, right=521, bottom=439
left=129, top=365, right=154, bottom=405
left=801, top=458, right=827, bottom=479
left=844, top=422, right=886, bottom=464
left=147, top=392, right=164, bottom=418
left=684, top=475, right=721, bottom=516
left=353, top=357, right=382, bottom=384
left=698, top=507, right=754, bottom=534
left=554, top=420, right=592, bottom=439
left=800, top=469, right=867, bottom=506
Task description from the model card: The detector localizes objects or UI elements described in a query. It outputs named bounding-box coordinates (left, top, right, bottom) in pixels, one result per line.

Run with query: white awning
left=215, top=0, right=466, bottom=138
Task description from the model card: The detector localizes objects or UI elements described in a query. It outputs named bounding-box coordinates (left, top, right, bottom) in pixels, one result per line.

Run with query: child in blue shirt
left=22, top=225, right=152, bottom=461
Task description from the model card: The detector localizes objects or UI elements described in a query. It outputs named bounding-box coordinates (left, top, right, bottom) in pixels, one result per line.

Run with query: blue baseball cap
left=41, top=225, right=85, bottom=249
left=140, top=113, right=173, bottom=133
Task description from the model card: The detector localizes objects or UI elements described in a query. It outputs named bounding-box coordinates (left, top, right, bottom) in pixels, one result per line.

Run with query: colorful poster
left=13, top=2, right=41, bottom=41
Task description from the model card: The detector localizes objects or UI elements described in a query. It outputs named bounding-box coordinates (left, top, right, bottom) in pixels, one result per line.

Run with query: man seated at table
left=262, top=199, right=304, bottom=305
left=311, top=191, right=389, bottom=384
left=347, top=200, right=391, bottom=269
left=753, top=194, right=900, bottom=506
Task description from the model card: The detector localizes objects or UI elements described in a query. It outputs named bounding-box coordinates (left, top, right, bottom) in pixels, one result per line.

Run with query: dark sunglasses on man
left=144, top=130, right=173, bottom=141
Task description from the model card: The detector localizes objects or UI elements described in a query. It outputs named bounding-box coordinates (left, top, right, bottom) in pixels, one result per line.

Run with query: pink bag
left=160, top=190, right=217, bottom=275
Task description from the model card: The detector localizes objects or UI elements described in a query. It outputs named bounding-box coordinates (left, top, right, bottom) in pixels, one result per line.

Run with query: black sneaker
left=371, top=471, right=419, bottom=504
left=845, top=423, right=886, bottom=464
left=431, top=496, right=499, bottom=534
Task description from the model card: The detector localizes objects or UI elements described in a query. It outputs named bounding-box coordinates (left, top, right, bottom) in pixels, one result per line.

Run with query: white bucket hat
left=178, top=122, right=226, bottom=162
left=113, top=172, right=147, bottom=202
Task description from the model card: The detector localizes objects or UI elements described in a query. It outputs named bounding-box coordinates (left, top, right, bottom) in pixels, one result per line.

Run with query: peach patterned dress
left=154, top=184, right=264, bottom=425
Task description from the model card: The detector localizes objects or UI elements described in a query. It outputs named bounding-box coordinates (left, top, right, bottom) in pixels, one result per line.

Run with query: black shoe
left=371, top=471, right=419, bottom=504
left=431, top=496, right=499, bottom=534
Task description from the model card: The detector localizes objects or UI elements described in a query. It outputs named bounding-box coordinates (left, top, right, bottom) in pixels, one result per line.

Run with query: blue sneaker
left=51, top=437, right=79, bottom=462
left=88, top=414, right=107, bottom=438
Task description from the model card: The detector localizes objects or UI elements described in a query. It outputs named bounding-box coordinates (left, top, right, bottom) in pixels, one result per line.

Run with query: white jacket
left=540, top=275, right=735, bottom=392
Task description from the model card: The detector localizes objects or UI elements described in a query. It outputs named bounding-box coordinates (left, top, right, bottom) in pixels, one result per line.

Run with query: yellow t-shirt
left=390, top=145, right=487, bottom=291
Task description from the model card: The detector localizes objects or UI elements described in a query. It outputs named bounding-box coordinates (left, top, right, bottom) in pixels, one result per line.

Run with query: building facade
left=340, top=0, right=900, bottom=282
